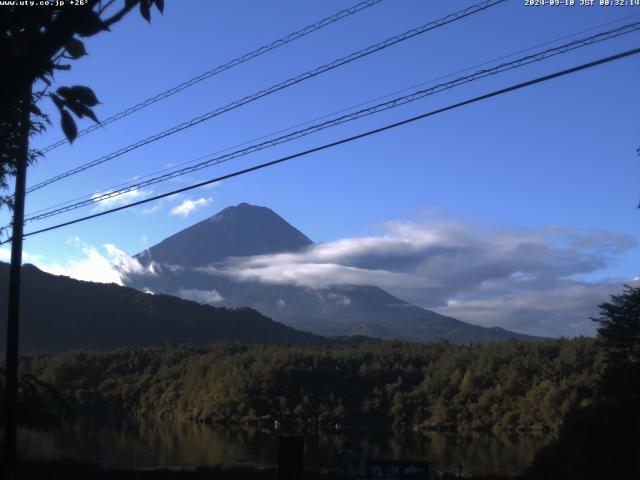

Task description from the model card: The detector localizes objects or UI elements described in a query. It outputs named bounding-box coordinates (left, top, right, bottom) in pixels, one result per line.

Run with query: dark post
left=278, top=435, right=304, bottom=480
left=4, top=83, right=31, bottom=465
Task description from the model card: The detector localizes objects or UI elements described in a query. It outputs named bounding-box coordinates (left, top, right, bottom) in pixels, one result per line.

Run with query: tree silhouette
left=0, top=0, right=164, bottom=207
left=593, top=285, right=640, bottom=408
left=528, top=285, right=640, bottom=479
left=1, top=0, right=164, bottom=464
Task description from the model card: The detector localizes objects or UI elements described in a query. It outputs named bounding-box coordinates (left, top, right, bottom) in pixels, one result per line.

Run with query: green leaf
left=153, top=0, right=164, bottom=13
left=61, top=110, right=78, bottom=143
left=140, top=0, right=151, bottom=22
left=64, top=38, right=87, bottom=59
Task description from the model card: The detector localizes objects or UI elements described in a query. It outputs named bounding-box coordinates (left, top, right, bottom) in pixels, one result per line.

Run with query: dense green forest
left=9, top=286, right=640, bottom=479
left=20, top=338, right=601, bottom=433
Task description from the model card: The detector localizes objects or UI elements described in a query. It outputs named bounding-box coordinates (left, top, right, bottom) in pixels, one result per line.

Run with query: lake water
left=18, top=418, right=553, bottom=476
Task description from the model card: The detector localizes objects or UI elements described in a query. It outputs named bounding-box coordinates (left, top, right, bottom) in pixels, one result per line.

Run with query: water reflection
left=18, top=418, right=553, bottom=476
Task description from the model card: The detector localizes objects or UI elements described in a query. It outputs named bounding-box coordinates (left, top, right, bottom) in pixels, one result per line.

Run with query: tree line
left=19, top=337, right=602, bottom=434
left=8, top=285, right=640, bottom=478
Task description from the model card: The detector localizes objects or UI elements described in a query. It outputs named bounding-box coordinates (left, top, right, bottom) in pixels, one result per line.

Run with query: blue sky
left=3, top=0, right=639, bottom=336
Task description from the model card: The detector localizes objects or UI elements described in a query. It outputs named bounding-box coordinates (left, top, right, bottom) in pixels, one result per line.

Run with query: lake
left=18, top=418, right=553, bottom=476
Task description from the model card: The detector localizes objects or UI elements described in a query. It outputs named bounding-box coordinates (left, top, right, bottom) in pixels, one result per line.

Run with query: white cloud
left=169, top=197, right=212, bottom=217
left=177, top=288, right=224, bottom=304
left=138, top=195, right=182, bottom=216
left=435, top=280, right=619, bottom=337
left=213, top=221, right=637, bottom=337
left=221, top=260, right=432, bottom=291
left=105, top=243, right=156, bottom=277
left=9, top=214, right=637, bottom=338
left=0, top=247, right=43, bottom=264
left=91, top=188, right=152, bottom=213
left=36, top=244, right=123, bottom=284
left=17, top=239, right=155, bottom=286
left=140, top=203, right=160, bottom=215
left=198, top=180, right=223, bottom=190
left=327, top=292, right=351, bottom=306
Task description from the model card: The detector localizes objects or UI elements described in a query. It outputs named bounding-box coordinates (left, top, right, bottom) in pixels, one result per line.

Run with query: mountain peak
left=137, top=203, right=312, bottom=267
left=129, top=203, right=544, bottom=344
left=211, top=202, right=271, bottom=221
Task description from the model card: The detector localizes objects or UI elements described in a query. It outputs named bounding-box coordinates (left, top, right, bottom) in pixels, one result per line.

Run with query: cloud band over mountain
left=212, top=221, right=636, bottom=337
left=19, top=217, right=637, bottom=338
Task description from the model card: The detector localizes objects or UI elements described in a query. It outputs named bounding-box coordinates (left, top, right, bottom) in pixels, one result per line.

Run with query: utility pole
left=4, top=82, right=31, bottom=466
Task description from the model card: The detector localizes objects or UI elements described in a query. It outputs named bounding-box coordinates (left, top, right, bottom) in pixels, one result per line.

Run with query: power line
left=23, top=20, right=640, bottom=220
left=26, top=0, right=506, bottom=194
left=25, top=11, right=640, bottom=219
left=36, top=0, right=386, bottom=154
left=23, top=21, right=640, bottom=223
left=8, top=45, right=639, bottom=244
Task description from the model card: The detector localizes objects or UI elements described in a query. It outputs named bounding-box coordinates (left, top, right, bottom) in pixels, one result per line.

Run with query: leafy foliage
left=20, top=338, right=602, bottom=434
left=0, top=0, right=163, bottom=207
left=526, top=286, right=640, bottom=479
left=0, top=369, right=70, bottom=430
left=593, top=285, right=640, bottom=407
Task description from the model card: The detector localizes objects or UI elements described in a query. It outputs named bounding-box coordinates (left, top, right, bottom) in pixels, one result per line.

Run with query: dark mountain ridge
left=0, top=262, right=327, bottom=352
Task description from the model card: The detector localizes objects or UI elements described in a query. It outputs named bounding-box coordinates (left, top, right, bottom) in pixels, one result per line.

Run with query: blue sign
left=367, top=460, right=435, bottom=480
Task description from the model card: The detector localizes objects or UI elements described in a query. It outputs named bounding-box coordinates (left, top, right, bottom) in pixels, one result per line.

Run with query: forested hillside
left=21, top=338, right=602, bottom=433
left=0, top=263, right=327, bottom=351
